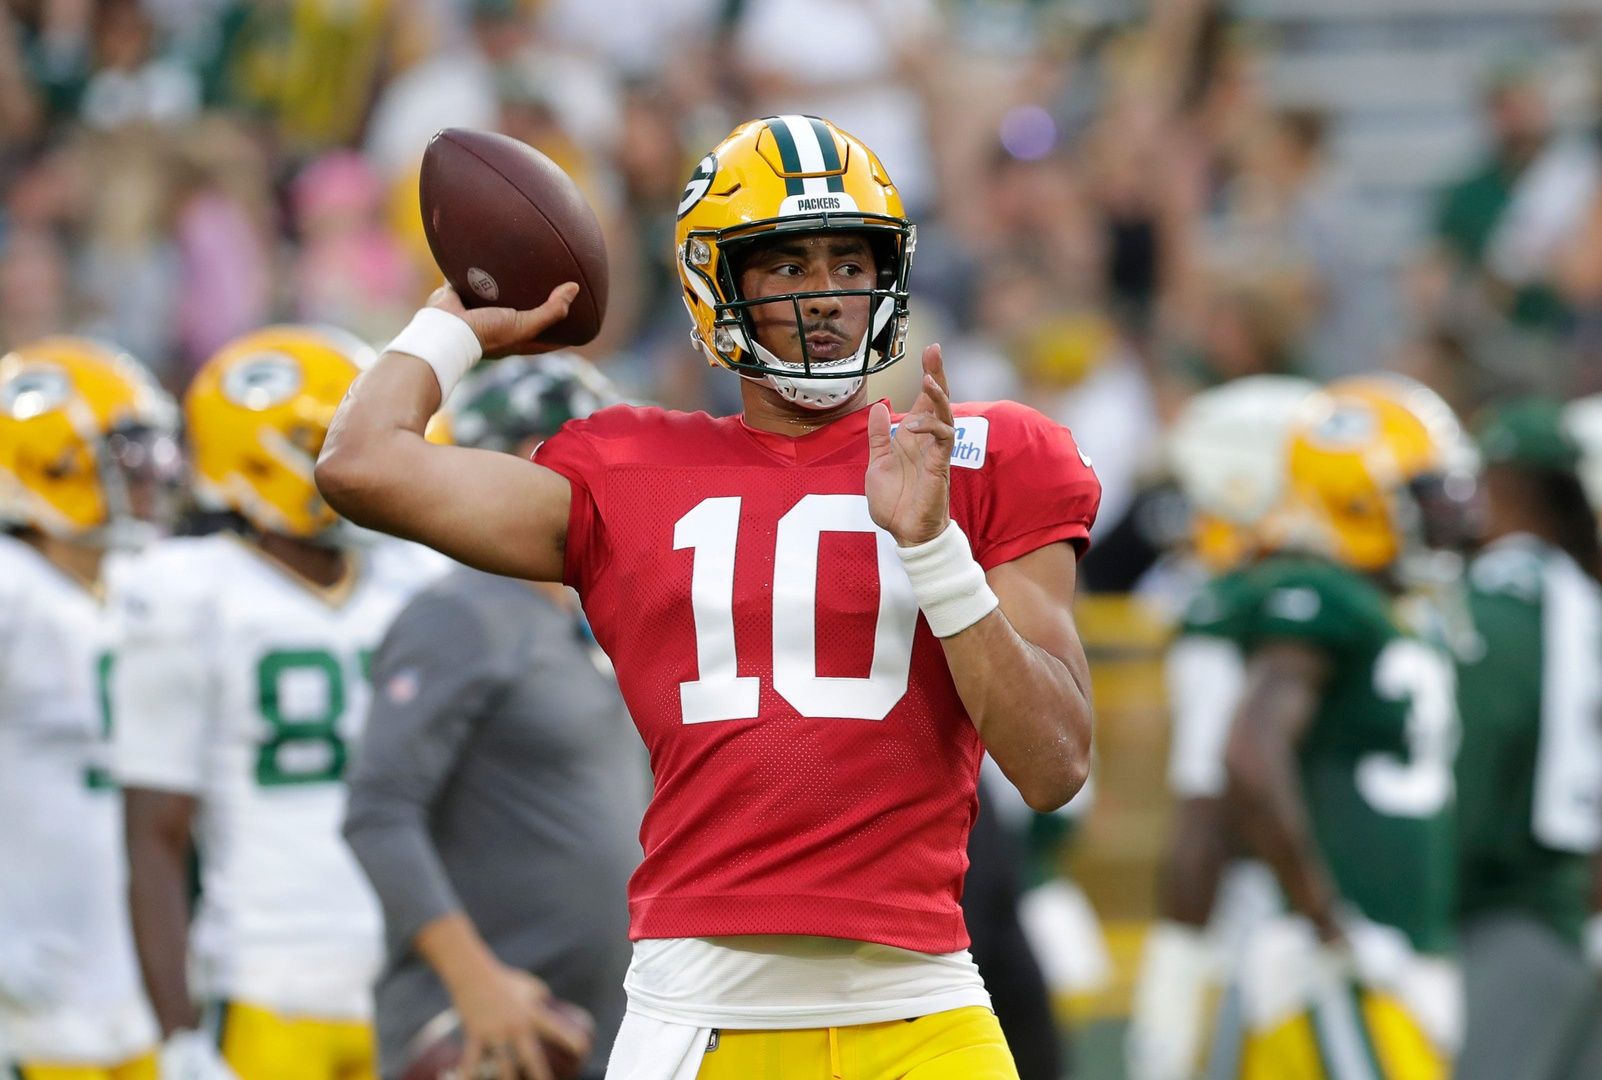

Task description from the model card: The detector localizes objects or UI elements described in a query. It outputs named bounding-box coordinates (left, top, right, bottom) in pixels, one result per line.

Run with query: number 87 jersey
left=110, top=534, right=444, bottom=1018
left=534, top=399, right=1100, bottom=954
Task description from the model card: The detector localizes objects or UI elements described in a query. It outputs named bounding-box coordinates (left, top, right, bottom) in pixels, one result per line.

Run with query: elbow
left=314, top=443, right=372, bottom=522
left=1020, top=738, right=1092, bottom=814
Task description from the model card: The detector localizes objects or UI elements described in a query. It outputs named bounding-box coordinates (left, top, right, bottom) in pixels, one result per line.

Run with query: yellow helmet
left=674, top=115, right=914, bottom=407
left=185, top=325, right=368, bottom=538
left=0, top=337, right=177, bottom=542
left=1282, top=375, right=1476, bottom=573
left=1166, top=375, right=1318, bottom=571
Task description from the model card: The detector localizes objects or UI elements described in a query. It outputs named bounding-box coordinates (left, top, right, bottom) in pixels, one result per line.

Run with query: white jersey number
left=675, top=494, right=918, bottom=724
left=1357, top=639, right=1458, bottom=818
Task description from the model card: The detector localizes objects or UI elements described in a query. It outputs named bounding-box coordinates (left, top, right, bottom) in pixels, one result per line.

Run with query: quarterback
left=317, top=116, right=1100, bottom=1080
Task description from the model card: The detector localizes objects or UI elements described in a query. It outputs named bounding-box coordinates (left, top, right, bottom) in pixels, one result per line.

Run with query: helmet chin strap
left=750, top=333, right=870, bottom=411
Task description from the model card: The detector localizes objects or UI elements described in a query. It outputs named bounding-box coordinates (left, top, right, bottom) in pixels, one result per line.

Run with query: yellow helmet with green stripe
left=674, top=115, right=914, bottom=408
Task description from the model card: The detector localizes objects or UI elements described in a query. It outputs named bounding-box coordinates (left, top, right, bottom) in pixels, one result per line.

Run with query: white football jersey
left=112, top=534, right=446, bottom=1019
left=0, top=536, right=158, bottom=1063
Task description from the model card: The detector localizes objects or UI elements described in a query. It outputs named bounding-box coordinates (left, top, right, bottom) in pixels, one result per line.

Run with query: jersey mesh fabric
left=534, top=400, right=1099, bottom=953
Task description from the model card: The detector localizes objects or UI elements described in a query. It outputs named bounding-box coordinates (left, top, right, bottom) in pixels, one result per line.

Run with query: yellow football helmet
left=186, top=325, right=368, bottom=538
left=1282, top=374, right=1476, bottom=574
left=674, top=115, right=914, bottom=408
left=0, top=337, right=177, bottom=542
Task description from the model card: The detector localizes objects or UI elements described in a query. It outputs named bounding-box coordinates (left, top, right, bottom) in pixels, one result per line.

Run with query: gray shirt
left=343, top=567, right=645, bottom=1079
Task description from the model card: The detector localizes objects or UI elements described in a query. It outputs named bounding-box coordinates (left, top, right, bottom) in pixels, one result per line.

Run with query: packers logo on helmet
left=0, top=337, right=177, bottom=543
left=186, top=326, right=368, bottom=539
left=1281, top=375, right=1477, bottom=577
left=674, top=115, right=915, bottom=409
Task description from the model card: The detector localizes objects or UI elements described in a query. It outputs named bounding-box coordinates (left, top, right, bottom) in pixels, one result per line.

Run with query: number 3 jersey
left=533, top=399, right=1100, bottom=954
left=1223, top=555, right=1460, bottom=954
left=0, top=537, right=157, bottom=1062
left=111, top=534, right=445, bottom=1019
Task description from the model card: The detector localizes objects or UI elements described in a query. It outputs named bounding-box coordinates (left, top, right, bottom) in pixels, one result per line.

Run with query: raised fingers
left=922, top=343, right=950, bottom=398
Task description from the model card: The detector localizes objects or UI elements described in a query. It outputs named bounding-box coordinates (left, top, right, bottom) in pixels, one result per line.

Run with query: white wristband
left=895, top=521, right=999, bottom=638
left=1585, top=913, right=1602, bottom=971
left=385, top=308, right=483, bottom=399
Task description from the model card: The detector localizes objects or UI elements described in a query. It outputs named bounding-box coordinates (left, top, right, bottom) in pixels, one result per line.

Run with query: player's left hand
left=867, top=344, right=954, bottom=547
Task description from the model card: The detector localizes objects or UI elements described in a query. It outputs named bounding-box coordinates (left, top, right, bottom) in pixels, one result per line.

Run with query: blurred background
left=5, top=0, right=1601, bottom=1075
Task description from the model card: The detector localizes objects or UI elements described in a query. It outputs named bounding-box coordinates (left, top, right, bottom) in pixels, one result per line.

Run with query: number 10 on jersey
left=674, top=494, right=919, bottom=725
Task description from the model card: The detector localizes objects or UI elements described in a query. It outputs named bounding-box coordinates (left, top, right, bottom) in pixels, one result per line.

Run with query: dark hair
left=1534, top=469, right=1602, bottom=582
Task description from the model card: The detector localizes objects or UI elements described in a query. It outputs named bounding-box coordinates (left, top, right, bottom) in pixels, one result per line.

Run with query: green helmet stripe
left=764, top=118, right=806, bottom=196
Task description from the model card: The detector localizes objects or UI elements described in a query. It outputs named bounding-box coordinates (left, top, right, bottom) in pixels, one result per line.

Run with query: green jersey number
left=84, top=652, right=116, bottom=791
left=1358, top=640, right=1458, bottom=818
left=254, top=648, right=366, bottom=787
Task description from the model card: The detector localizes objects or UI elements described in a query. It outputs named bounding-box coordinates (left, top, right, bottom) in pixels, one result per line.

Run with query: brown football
left=397, top=1000, right=595, bottom=1080
left=419, top=128, right=609, bottom=346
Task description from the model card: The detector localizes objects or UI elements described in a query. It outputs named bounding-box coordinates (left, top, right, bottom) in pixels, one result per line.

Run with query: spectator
left=77, top=0, right=199, bottom=131
left=1432, top=63, right=1583, bottom=333
left=291, top=150, right=419, bottom=342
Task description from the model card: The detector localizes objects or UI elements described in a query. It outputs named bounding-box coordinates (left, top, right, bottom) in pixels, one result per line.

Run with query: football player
left=1127, top=375, right=1316, bottom=1080
left=315, top=115, right=1101, bottom=1080
left=1453, top=399, right=1602, bottom=1080
left=112, top=327, right=446, bottom=1080
left=1220, top=376, right=1476, bottom=1080
left=0, top=338, right=173, bottom=1080
left=342, top=354, right=642, bottom=1080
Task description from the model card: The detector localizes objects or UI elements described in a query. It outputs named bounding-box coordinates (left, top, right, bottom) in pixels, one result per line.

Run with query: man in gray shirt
left=343, top=356, right=644, bottom=1080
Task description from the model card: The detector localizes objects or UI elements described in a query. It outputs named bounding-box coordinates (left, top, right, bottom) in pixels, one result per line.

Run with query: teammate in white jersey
left=0, top=337, right=177, bottom=1080
left=112, top=327, right=445, bottom=1080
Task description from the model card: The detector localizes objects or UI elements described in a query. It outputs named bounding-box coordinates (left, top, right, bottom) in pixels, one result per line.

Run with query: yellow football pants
left=13, top=1053, right=157, bottom=1080
left=1241, top=990, right=1446, bottom=1080
left=212, top=1000, right=376, bottom=1080
left=695, top=1005, right=1018, bottom=1080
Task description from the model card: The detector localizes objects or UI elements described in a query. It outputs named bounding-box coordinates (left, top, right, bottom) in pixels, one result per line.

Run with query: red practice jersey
left=533, top=398, right=1100, bottom=953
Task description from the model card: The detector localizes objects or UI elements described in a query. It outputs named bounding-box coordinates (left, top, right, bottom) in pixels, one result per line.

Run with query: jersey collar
left=734, top=398, right=883, bottom=465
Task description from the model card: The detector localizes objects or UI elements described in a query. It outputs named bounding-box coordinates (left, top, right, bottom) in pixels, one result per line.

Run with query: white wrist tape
left=385, top=308, right=482, bottom=399
left=1585, top=913, right=1602, bottom=971
left=895, top=521, right=999, bottom=638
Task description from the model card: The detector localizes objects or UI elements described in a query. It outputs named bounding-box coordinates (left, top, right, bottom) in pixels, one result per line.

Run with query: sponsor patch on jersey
left=779, top=191, right=860, bottom=217
left=888, top=415, right=990, bottom=469
left=384, top=668, right=420, bottom=705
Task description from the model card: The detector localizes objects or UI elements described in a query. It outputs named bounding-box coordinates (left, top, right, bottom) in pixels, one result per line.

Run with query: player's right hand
left=0, top=933, right=77, bottom=1008
left=160, top=1029, right=240, bottom=1080
left=453, top=963, right=591, bottom=1080
left=426, top=283, right=579, bottom=360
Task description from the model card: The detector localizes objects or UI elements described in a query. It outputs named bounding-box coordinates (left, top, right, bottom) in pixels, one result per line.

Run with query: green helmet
left=445, top=353, right=624, bottom=453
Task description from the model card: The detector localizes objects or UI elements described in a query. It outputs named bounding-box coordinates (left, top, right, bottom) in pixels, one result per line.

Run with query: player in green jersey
left=1223, top=376, right=1477, bottom=1080
left=1127, top=375, right=1315, bottom=1080
left=1454, top=399, right=1602, bottom=1080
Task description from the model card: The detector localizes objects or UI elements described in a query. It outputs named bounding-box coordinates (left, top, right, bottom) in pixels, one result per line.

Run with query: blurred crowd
left=3, top=0, right=1602, bottom=558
